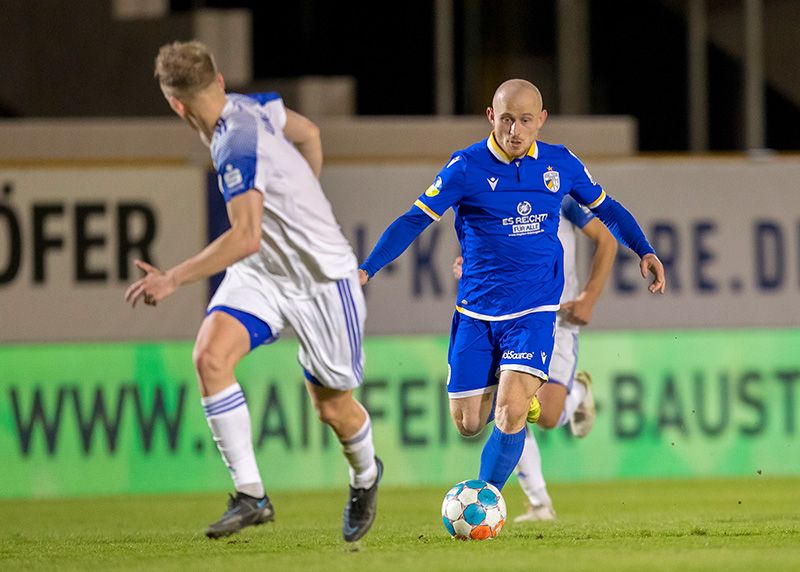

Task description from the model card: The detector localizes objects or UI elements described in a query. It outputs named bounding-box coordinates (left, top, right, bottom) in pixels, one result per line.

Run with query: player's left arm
left=589, top=197, right=665, bottom=294
left=565, top=148, right=665, bottom=294
left=561, top=218, right=617, bottom=325
left=124, top=190, right=262, bottom=307
left=283, top=108, right=323, bottom=178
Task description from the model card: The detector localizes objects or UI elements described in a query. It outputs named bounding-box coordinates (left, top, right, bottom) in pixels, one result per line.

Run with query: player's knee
left=192, top=346, right=230, bottom=381
left=494, top=403, right=527, bottom=433
left=537, top=410, right=560, bottom=429
left=456, top=418, right=484, bottom=437
left=451, top=410, right=484, bottom=437
left=312, top=399, right=342, bottom=427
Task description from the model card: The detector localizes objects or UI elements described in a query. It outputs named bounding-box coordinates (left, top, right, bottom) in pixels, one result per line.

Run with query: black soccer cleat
left=342, top=457, right=383, bottom=542
left=205, top=492, right=275, bottom=539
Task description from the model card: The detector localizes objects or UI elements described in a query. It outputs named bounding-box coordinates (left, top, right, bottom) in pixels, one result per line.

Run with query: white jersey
left=557, top=195, right=595, bottom=305
left=550, top=196, right=595, bottom=387
left=210, top=92, right=356, bottom=299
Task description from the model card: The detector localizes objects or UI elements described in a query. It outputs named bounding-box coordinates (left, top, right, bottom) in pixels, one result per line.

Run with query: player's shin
left=339, top=402, right=378, bottom=489
left=478, top=425, right=526, bottom=491
left=202, top=383, right=265, bottom=498
left=515, top=428, right=552, bottom=508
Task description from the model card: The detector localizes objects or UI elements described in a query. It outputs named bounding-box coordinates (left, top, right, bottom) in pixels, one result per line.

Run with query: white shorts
left=548, top=317, right=579, bottom=392
left=209, top=267, right=366, bottom=391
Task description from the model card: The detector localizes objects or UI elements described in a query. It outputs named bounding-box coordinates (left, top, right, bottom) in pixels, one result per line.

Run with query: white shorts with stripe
left=209, top=267, right=366, bottom=391
left=548, top=316, right=579, bottom=392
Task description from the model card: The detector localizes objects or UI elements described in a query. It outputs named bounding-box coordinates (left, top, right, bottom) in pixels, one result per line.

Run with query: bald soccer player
left=359, top=79, right=665, bottom=492
left=125, top=41, right=381, bottom=542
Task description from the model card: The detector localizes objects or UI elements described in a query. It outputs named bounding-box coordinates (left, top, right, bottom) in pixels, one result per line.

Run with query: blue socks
left=478, top=425, right=526, bottom=490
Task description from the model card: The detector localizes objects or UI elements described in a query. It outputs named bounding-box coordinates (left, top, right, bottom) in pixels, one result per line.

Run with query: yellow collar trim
left=487, top=133, right=538, bottom=163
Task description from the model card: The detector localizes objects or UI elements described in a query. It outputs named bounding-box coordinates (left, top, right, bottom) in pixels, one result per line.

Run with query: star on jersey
left=543, top=166, right=560, bottom=192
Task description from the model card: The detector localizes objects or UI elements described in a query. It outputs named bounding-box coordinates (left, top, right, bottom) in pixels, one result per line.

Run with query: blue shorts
left=207, top=305, right=279, bottom=351
left=447, top=310, right=556, bottom=398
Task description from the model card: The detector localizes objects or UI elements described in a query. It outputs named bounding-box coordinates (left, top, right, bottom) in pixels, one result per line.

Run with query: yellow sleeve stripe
left=414, top=199, right=442, bottom=221
left=587, top=190, right=607, bottom=209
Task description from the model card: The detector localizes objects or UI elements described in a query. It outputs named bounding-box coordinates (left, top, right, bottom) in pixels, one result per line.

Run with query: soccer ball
left=441, top=479, right=507, bottom=540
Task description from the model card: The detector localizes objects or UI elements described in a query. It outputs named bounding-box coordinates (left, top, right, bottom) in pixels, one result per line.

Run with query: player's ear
left=538, top=109, right=548, bottom=128
left=486, top=107, right=495, bottom=124
left=167, top=95, right=185, bottom=117
left=216, top=73, right=225, bottom=91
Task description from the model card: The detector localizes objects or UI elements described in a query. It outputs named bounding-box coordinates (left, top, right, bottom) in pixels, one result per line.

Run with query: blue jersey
left=414, top=135, right=606, bottom=320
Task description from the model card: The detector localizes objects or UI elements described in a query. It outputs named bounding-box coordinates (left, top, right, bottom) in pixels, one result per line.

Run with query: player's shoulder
left=212, top=101, right=260, bottom=163
left=538, top=141, right=586, bottom=170
left=536, top=140, right=574, bottom=159
left=443, top=138, right=492, bottom=170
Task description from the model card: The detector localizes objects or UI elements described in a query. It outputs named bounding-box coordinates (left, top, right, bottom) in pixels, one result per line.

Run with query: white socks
left=202, top=383, right=265, bottom=498
left=557, top=380, right=588, bottom=427
left=515, top=429, right=553, bottom=508
left=340, top=412, right=378, bottom=489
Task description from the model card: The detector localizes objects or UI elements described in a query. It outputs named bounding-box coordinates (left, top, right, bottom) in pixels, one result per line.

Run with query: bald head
left=487, top=79, right=547, bottom=159
left=492, top=79, right=543, bottom=115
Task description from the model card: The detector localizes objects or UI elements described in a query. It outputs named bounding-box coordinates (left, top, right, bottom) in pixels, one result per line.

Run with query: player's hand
left=124, top=260, right=177, bottom=308
left=453, top=256, right=463, bottom=280
left=641, top=253, right=666, bottom=294
left=358, top=268, right=370, bottom=286
left=560, top=292, right=596, bottom=326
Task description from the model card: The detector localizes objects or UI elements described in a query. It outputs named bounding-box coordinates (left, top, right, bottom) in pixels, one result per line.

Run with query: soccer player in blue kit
left=359, top=79, right=665, bottom=492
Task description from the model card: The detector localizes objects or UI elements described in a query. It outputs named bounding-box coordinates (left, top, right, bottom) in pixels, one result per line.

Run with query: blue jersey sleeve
left=561, top=195, right=594, bottom=229
left=213, top=120, right=259, bottom=203
left=562, top=147, right=606, bottom=209
left=359, top=207, right=433, bottom=278
left=591, top=196, right=655, bottom=258
left=412, top=153, right=468, bottom=221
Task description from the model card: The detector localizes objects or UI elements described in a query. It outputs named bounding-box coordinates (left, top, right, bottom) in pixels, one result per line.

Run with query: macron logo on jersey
left=223, top=164, right=244, bottom=190
left=487, top=177, right=499, bottom=190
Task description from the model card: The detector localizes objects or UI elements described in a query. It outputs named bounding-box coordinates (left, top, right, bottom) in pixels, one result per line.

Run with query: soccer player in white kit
left=515, top=196, right=616, bottom=521
left=125, top=41, right=381, bottom=542
left=453, top=195, right=617, bottom=522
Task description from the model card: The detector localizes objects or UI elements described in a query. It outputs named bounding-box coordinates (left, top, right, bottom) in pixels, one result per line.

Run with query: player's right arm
left=561, top=218, right=617, bottom=325
left=166, top=190, right=262, bottom=286
left=284, top=108, right=323, bottom=178
left=359, top=153, right=467, bottom=285
left=124, top=190, right=261, bottom=307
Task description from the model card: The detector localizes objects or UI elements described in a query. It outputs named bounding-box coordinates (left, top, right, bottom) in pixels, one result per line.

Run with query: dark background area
left=1, top=0, right=798, bottom=151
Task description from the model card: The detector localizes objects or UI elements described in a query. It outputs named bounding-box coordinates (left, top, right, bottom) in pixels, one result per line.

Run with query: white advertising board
left=321, top=158, right=800, bottom=333
left=0, top=167, right=208, bottom=342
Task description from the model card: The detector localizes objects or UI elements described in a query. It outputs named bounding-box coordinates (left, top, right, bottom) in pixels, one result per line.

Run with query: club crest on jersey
left=517, top=201, right=532, bottom=216
left=425, top=176, right=443, bottom=197
left=543, top=167, right=560, bottom=192
left=487, top=177, right=499, bottom=191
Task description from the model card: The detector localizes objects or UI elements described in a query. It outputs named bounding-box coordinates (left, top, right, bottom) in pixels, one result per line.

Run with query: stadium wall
left=2, top=157, right=799, bottom=342
left=2, top=157, right=799, bottom=498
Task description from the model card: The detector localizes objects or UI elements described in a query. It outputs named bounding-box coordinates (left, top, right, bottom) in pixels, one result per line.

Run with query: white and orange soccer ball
left=441, top=479, right=507, bottom=540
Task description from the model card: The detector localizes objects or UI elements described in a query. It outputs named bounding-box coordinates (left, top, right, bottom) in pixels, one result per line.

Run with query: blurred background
left=1, top=0, right=798, bottom=499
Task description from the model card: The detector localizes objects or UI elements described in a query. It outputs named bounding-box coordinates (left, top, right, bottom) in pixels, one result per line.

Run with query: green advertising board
left=1, top=329, right=798, bottom=498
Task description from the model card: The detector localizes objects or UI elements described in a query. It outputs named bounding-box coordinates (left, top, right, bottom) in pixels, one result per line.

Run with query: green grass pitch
left=1, top=477, right=799, bottom=571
